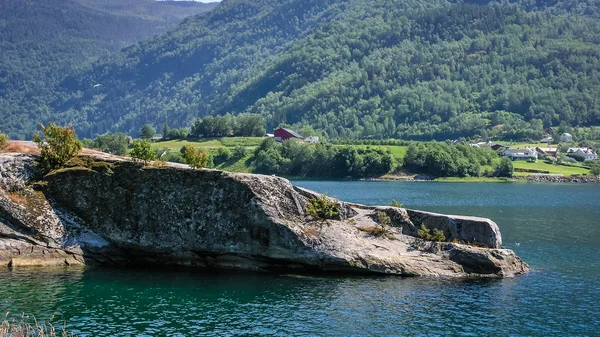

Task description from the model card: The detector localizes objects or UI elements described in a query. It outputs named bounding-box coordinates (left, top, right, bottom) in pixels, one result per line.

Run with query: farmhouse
left=274, top=128, right=304, bottom=142
left=567, top=148, right=598, bottom=161
left=305, top=136, right=319, bottom=144
left=560, top=133, right=573, bottom=142
left=501, top=148, right=538, bottom=160
left=536, top=147, right=558, bottom=157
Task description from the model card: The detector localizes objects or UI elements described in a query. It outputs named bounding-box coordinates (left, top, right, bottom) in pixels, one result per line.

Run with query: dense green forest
left=2, top=0, right=600, bottom=141
left=251, top=138, right=394, bottom=178
left=0, top=0, right=216, bottom=139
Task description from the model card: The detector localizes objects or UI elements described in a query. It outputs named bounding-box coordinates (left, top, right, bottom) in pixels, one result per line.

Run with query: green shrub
left=33, top=123, right=82, bottom=169
left=566, top=153, right=586, bottom=162
left=92, top=133, right=129, bottom=155
left=494, top=157, right=514, bottom=177
left=0, top=133, right=8, bottom=150
left=213, top=147, right=232, bottom=165
left=130, top=139, right=156, bottom=164
left=232, top=145, right=247, bottom=159
left=417, top=224, right=447, bottom=242
left=184, top=146, right=208, bottom=169
left=306, top=194, right=339, bottom=221
left=591, top=164, right=600, bottom=177
left=140, top=124, right=155, bottom=140
left=431, top=228, right=447, bottom=242
left=391, top=199, right=403, bottom=208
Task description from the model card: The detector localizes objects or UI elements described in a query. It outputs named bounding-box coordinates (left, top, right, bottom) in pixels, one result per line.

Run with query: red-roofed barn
left=274, top=128, right=304, bottom=142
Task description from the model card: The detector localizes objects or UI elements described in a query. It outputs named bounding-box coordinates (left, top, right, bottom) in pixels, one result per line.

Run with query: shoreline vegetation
left=137, top=135, right=599, bottom=183
left=2, top=128, right=599, bottom=183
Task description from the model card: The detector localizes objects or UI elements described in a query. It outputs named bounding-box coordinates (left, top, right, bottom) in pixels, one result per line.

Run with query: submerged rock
left=0, top=153, right=529, bottom=277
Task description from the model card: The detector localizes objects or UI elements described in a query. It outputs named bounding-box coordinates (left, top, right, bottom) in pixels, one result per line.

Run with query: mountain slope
left=7, top=0, right=600, bottom=140
left=0, top=0, right=217, bottom=139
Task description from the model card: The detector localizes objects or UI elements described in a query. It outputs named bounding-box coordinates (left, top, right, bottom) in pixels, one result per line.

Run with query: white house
left=304, top=136, right=319, bottom=144
left=567, top=148, right=598, bottom=161
left=540, top=136, right=552, bottom=143
left=560, top=133, right=573, bottom=142
left=469, top=141, right=493, bottom=148
left=501, top=148, right=538, bottom=160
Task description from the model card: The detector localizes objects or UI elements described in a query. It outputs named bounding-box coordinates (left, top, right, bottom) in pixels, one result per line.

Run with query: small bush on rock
left=306, top=194, right=339, bottom=221
left=374, top=212, right=393, bottom=236
left=358, top=212, right=395, bottom=239
left=417, top=224, right=447, bottom=242
left=130, top=139, right=156, bottom=164
left=0, top=133, right=8, bottom=150
left=184, top=146, right=208, bottom=169
left=33, top=123, right=82, bottom=169
left=391, top=199, right=403, bottom=208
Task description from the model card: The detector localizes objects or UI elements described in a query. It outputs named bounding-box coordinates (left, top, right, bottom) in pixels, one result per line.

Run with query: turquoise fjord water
left=1, top=182, right=599, bottom=336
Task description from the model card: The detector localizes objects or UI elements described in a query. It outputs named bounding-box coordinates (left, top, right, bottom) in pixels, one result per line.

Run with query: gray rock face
left=0, top=154, right=529, bottom=277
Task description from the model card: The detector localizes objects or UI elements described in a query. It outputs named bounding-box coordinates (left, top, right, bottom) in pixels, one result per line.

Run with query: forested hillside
left=4, top=0, right=600, bottom=140
left=0, top=0, right=217, bottom=139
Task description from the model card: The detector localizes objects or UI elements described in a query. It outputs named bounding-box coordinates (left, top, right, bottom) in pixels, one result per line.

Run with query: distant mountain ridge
left=0, top=0, right=217, bottom=139
left=3, top=0, right=600, bottom=140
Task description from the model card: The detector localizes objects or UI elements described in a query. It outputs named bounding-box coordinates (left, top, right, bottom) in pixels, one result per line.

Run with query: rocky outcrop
left=0, top=153, right=529, bottom=277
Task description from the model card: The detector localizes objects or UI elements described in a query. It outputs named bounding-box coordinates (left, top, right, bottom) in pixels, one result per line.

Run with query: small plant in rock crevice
left=306, top=194, right=339, bottom=222
left=417, top=224, right=447, bottom=242
left=391, top=199, right=403, bottom=208
left=358, top=212, right=396, bottom=240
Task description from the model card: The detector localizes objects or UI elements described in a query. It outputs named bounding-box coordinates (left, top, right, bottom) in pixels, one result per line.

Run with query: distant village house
left=560, top=133, right=573, bottom=142
left=501, top=148, right=538, bottom=160
left=536, top=147, right=558, bottom=157
left=567, top=148, right=598, bottom=161
left=305, top=136, right=319, bottom=144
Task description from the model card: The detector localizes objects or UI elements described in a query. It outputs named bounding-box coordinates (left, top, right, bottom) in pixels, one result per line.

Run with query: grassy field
left=214, top=153, right=254, bottom=173
left=435, top=177, right=512, bottom=182
left=512, top=160, right=590, bottom=176
left=150, top=137, right=263, bottom=152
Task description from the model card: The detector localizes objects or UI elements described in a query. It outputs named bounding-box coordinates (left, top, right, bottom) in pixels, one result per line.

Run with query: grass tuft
left=1, top=313, right=75, bottom=337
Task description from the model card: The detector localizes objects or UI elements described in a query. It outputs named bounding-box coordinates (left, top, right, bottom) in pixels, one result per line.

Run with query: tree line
left=252, top=138, right=394, bottom=178
left=190, top=114, right=266, bottom=138
left=403, top=142, right=512, bottom=178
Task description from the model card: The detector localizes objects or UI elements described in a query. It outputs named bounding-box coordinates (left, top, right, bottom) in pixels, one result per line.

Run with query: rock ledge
left=0, top=153, right=529, bottom=277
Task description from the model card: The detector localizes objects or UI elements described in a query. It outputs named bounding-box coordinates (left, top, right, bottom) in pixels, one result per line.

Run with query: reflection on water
left=0, top=182, right=599, bottom=336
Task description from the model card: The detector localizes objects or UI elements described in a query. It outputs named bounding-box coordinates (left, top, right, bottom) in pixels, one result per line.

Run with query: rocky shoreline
left=522, top=175, right=600, bottom=183
left=0, top=152, right=529, bottom=278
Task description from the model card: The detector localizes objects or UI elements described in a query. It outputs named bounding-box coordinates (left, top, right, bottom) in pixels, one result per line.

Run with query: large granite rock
left=0, top=153, right=529, bottom=277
